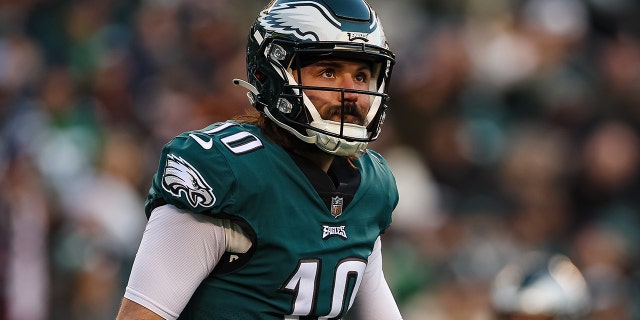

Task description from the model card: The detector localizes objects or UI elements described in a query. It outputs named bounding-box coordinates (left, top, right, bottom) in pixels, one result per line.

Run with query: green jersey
left=145, top=121, right=398, bottom=319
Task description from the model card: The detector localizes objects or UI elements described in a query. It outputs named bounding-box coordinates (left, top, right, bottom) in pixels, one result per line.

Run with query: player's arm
left=352, top=236, right=403, bottom=320
left=116, top=299, right=164, bottom=320
left=116, top=204, right=251, bottom=320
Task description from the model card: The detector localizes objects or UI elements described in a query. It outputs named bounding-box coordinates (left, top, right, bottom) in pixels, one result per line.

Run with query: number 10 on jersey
left=282, top=258, right=367, bottom=319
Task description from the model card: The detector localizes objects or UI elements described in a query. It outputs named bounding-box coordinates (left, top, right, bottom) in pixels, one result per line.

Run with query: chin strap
left=263, top=107, right=317, bottom=144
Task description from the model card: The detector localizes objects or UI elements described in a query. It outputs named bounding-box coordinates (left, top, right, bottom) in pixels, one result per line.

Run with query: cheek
left=358, top=96, right=372, bottom=111
left=304, top=89, right=333, bottom=106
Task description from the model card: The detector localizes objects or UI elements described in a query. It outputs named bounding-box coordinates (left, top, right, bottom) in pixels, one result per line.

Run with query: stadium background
left=1, top=0, right=639, bottom=319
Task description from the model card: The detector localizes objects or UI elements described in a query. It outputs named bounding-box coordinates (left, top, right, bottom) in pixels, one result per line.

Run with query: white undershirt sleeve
left=352, top=236, right=403, bottom=320
left=123, top=204, right=228, bottom=320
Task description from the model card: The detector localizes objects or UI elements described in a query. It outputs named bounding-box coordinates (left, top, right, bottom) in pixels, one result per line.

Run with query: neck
left=295, top=148, right=335, bottom=173
left=277, top=129, right=335, bottom=172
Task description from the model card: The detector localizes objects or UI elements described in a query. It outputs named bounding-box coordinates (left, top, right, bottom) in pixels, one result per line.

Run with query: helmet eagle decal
left=259, top=1, right=343, bottom=42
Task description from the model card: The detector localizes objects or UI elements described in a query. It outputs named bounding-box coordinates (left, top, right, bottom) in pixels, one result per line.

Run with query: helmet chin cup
left=308, top=120, right=368, bottom=156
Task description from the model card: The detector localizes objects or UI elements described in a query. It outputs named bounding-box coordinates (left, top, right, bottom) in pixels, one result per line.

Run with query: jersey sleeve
left=145, top=124, right=238, bottom=218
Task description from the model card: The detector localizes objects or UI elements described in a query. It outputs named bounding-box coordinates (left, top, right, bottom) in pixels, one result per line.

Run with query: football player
left=491, top=252, right=591, bottom=320
left=115, top=0, right=402, bottom=319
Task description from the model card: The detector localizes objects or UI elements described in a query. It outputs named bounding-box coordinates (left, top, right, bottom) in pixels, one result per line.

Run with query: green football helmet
left=491, top=252, right=591, bottom=319
left=236, top=0, right=395, bottom=156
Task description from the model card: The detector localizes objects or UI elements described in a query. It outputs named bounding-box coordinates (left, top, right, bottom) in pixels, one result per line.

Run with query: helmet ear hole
left=255, top=71, right=267, bottom=83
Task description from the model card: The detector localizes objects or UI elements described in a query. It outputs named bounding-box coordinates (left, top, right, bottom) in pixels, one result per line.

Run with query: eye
left=355, top=72, right=369, bottom=83
left=321, top=69, right=335, bottom=78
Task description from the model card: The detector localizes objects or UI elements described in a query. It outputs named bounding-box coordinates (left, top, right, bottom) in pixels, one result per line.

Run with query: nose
left=339, top=75, right=359, bottom=102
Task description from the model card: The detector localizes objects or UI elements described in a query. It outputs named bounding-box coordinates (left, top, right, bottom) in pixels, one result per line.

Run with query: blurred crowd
left=1, top=0, right=640, bottom=319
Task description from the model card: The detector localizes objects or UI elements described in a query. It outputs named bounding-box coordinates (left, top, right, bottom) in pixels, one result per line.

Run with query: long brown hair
left=233, top=110, right=318, bottom=155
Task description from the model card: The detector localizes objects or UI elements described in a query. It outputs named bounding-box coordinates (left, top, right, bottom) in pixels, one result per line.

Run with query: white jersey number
left=193, top=122, right=263, bottom=155
left=282, top=258, right=367, bottom=319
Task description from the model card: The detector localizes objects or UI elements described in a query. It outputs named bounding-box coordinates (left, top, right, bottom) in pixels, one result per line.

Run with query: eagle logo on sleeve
left=161, top=154, right=216, bottom=208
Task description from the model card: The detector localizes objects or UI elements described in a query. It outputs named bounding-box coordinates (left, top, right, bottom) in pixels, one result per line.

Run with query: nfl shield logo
left=331, top=196, right=343, bottom=218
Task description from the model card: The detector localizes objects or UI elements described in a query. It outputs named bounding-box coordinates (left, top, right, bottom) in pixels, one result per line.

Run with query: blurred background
left=1, top=0, right=639, bottom=319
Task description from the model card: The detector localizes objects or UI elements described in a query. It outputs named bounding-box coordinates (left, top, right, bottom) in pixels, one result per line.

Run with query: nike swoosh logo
left=189, top=133, right=213, bottom=149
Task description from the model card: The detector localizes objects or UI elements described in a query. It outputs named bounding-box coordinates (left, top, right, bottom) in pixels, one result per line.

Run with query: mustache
left=322, top=103, right=365, bottom=125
